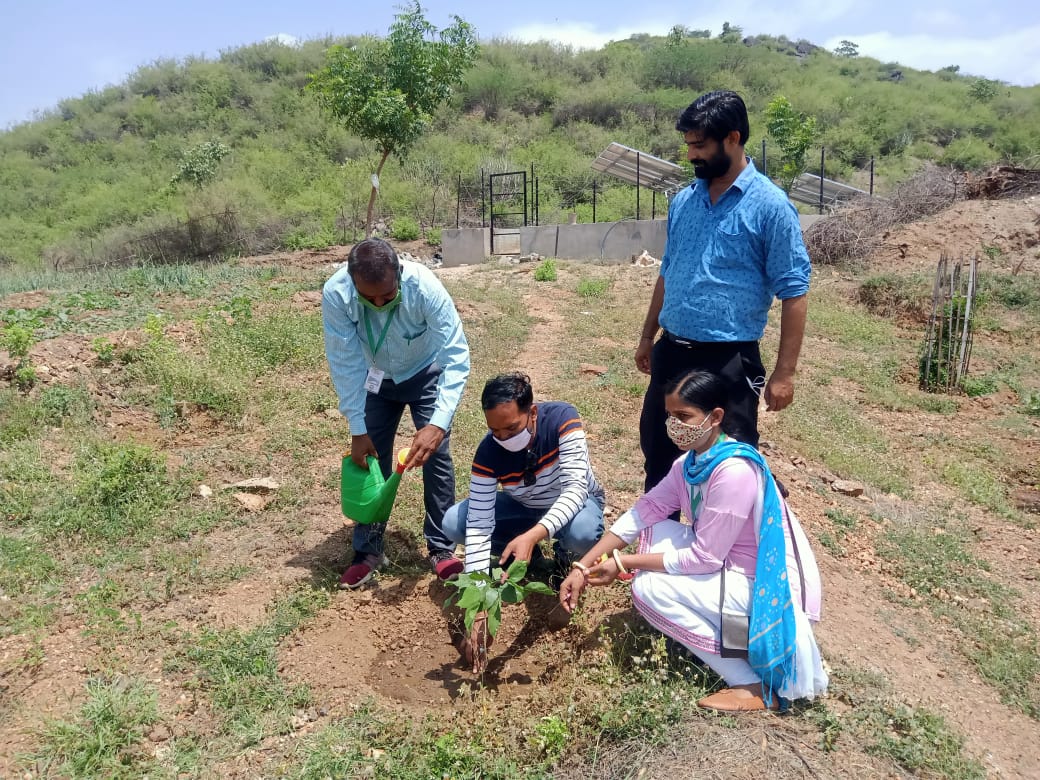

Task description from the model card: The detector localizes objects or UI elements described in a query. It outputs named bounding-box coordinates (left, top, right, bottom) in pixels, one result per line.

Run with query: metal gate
left=488, top=171, right=527, bottom=255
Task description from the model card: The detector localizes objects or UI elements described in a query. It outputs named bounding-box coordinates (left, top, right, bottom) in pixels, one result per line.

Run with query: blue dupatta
left=683, top=439, right=795, bottom=702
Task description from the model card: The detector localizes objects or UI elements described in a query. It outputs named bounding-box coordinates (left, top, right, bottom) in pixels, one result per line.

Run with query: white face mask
left=495, top=426, right=532, bottom=452
left=665, top=412, right=714, bottom=451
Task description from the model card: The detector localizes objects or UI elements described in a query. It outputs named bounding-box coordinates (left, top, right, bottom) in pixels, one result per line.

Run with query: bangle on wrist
left=612, top=549, right=629, bottom=575
left=571, top=560, right=590, bottom=577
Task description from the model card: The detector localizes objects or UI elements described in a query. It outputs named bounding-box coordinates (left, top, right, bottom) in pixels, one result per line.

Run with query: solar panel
left=788, top=173, right=868, bottom=207
left=591, top=143, right=690, bottom=195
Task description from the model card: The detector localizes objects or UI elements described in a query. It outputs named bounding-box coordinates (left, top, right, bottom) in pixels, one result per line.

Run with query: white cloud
left=824, top=27, right=1040, bottom=85
left=504, top=21, right=670, bottom=49
left=264, top=33, right=301, bottom=47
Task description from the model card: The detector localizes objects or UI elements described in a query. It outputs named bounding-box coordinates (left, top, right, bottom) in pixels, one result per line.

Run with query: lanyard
left=363, top=306, right=397, bottom=357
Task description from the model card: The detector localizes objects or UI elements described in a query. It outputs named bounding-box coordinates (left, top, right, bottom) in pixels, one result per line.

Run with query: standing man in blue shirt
left=635, top=90, right=810, bottom=490
left=323, top=237, right=471, bottom=588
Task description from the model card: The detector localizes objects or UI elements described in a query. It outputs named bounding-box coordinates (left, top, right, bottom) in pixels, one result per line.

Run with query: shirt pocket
left=401, top=326, right=428, bottom=344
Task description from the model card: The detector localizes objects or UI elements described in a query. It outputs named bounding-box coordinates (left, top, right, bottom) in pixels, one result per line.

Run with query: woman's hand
left=587, top=557, right=619, bottom=587
left=463, top=612, right=494, bottom=674
left=558, top=569, right=588, bottom=613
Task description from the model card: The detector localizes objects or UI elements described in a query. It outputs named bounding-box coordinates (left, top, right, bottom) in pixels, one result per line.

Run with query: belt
left=662, top=330, right=698, bottom=347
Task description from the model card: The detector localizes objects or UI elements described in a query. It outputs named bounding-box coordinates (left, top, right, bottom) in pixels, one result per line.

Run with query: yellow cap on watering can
left=340, top=449, right=410, bottom=525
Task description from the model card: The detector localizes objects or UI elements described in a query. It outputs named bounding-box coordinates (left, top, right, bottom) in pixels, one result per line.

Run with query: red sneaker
left=430, top=551, right=463, bottom=581
left=338, top=554, right=388, bottom=590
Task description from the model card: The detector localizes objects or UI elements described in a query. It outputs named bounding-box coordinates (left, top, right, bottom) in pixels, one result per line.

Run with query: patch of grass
left=576, top=277, right=610, bottom=298
left=33, top=676, right=160, bottom=779
left=876, top=517, right=1040, bottom=717
left=815, top=667, right=986, bottom=777
left=977, top=272, right=1040, bottom=312
left=0, top=534, right=60, bottom=634
left=203, top=306, right=325, bottom=376
left=37, top=384, right=94, bottom=426
left=286, top=701, right=533, bottom=780
left=183, top=587, right=329, bottom=743
left=809, top=292, right=902, bottom=348
left=773, top=388, right=910, bottom=495
left=863, top=704, right=986, bottom=778
left=941, top=460, right=1013, bottom=517
left=960, top=374, right=999, bottom=397
left=857, top=273, right=928, bottom=320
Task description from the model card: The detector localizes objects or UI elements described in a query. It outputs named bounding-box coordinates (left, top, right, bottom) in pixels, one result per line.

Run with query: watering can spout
left=340, top=448, right=410, bottom=525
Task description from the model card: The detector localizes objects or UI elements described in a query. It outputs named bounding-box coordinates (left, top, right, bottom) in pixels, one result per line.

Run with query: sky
left=2, top=0, right=1038, bottom=129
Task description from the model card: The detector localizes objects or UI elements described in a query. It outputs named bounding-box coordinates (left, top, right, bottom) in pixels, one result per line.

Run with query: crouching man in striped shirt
left=442, top=372, right=605, bottom=670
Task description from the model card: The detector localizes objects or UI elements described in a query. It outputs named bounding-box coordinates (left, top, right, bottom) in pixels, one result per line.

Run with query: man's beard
left=692, top=148, right=732, bottom=180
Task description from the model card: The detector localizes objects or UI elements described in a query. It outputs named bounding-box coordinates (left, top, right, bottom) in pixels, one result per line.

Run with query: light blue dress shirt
left=658, top=160, right=811, bottom=343
left=322, top=259, right=470, bottom=435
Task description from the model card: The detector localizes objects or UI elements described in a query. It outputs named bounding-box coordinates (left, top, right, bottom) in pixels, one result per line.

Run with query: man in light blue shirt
left=323, top=238, right=470, bottom=588
left=634, top=90, right=810, bottom=490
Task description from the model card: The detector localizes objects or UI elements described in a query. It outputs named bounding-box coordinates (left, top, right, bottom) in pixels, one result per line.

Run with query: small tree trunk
left=365, top=149, right=392, bottom=238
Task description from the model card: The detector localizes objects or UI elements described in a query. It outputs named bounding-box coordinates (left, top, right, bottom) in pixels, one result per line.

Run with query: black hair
left=675, top=90, right=750, bottom=146
left=347, top=238, right=400, bottom=284
left=664, top=369, right=737, bottom=435
left=481, top=372, right=534, bottom=412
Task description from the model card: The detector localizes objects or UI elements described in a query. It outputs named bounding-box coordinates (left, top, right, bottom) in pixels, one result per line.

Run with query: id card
left=364, top=367, right=385, bottom=393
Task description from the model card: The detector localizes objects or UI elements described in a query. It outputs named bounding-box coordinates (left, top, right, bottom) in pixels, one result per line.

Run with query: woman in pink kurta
left=559, top=370, right=827, bottom=712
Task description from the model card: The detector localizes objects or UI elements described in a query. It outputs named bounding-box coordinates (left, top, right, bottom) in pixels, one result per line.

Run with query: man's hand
left=403, top=424, right=445, bottom=470
left=350, top=434, right=378, bottom=467
left=559, top=569, right=587, bottom=613
left=635, top=337, right=653, bottom=375
left=463, top=612, right=494, bottom=674
left=499, top=527, right=546, bottom=571
left=763, top=371, right=795, bottom=412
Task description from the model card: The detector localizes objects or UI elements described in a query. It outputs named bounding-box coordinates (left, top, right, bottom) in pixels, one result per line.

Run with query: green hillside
left=1, top=30, right=1038, bottom=268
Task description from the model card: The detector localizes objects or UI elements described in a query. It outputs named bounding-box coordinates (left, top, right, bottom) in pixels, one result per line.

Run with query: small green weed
left=576, top=277, right=610, bottom=297
left=38, top=384, right=94, bottom=425
left=92, top=336, right=117, bottom=365
left=533, top=259, right=558, bottom=282
left=1022, top=391, right=1040, bottom=416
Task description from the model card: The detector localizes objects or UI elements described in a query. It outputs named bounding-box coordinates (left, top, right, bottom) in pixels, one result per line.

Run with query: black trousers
left=639, top=335, right=765, bottom=491
left=353, top=363, right=456, bottom=558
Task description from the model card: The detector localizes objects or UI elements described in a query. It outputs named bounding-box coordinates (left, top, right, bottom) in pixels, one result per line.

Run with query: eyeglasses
left=523, top=448, right=539, bottom=487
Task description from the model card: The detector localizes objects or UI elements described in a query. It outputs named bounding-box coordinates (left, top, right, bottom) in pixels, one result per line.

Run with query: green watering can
left=340, top=448, right=409, bottom=525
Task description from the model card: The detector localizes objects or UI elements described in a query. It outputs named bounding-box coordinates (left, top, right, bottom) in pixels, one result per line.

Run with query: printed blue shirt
left=322, top=259, right=470, bottom=435
left=658, top=160, right=811, bottom=342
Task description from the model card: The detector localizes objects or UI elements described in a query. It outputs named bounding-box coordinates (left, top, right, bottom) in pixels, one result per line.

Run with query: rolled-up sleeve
left=764, top=200, right=811, bottom=301
left=424, top=284, right=470, bottom=431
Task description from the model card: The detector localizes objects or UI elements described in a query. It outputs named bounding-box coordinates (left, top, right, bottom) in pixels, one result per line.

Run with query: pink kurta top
left=610, top=452, right=823, bottom=621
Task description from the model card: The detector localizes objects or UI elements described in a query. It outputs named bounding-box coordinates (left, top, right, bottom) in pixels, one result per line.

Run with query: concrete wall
left=440, top=227, right=489, bottom=267
left=442, top=214, right=822, bottom=266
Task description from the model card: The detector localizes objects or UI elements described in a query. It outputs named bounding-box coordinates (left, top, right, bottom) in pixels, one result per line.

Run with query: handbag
left=719, top=566, right=750, bottom=659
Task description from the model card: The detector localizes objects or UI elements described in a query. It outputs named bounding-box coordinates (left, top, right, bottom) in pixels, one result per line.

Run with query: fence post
left=636, top=152, right=641, bottom=221
left=456, top=173, right=461, bottom=228
left=592, top=180, right=597, bottom=223
left=869, top=156, right=875, bottom=196
left=535, top=178, right=540, bottom=226
left=761, top=139, right=767, bottom=177
left=480, top=168, right=486, bottom=227
left=652, top=190, right=656, bottom=220
left=818, top=147, right=826, bottom=215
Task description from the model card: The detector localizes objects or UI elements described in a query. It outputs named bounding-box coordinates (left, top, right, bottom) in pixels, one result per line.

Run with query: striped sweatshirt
left=464, top=401, right=605, bottom=572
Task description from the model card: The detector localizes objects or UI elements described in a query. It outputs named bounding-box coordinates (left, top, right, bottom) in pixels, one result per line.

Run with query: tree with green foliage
left=968, top=78, right=998, bottom=102
left=764, top=95, right=818, bottom=193
left=834, top=40, right=859, bottom=57
left=718, top=22, right=743, bottom=43
left=308, top=2, right=478, bottom=237
left=170, top=140, right=231, bottom=190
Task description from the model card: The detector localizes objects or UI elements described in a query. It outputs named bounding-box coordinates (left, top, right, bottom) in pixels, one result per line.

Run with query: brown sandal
left=696, top=685, right=779, bottom=712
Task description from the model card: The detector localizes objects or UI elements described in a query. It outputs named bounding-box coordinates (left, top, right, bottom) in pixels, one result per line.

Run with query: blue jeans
left=351, top=363, right=456, bottom=559
left=441, top=492, right=604, bottom=563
